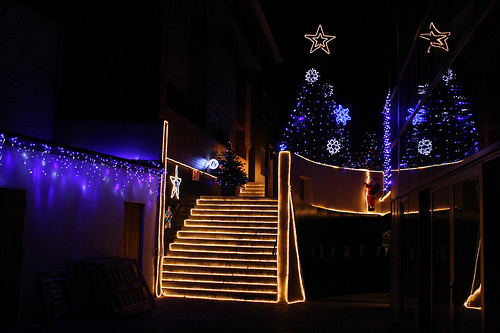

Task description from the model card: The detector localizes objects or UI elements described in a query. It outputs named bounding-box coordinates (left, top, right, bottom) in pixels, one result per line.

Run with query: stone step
left=169, top=242, right=275, bottom=255
left=164, top=250, right=276, bottom=262
left=162, top=280, right=276, bottom=293
left=193, top=204, right=278, bottom=211
left=191, top=208, right=278, bottom=217
left=162, top=288, right=277, bottom=302
left=162, top=272, right=276, bottom=285
left=179, top=225, right=277, bottom=235
left=172, top=237, right=275, bottom=248
left=163, top=263, right=276, bottom=277
left=177, top=230, right=276, bottom=241
left=162, top=257, right=276, bottom=270
left=239, top=182, right=266, bottom=198
left=186, top=214, right=278, bottom=222
left=199, top=196, right=277, bottom=204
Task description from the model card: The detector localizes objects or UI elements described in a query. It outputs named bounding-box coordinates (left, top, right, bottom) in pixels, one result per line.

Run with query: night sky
left=259, top=1, right=393, bottom=133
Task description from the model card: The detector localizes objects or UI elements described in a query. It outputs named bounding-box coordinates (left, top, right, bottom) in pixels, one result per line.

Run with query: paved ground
left=5, top=293, right=405, bottom=333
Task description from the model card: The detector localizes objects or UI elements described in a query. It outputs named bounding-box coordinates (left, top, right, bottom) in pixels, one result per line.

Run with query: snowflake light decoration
left=323, top=84, right=334, bottom=98
left=406, top=108, right=426, bottom=126
left=417, top=139, right=433, bottom=155
left=327, top=138, right=341, bottom=154
left=333, top=105, right=351, bottom=125
left=418, top=84, right=429, bottom=95
left=442, top=68, right=454, bottom=83
left=305, top=68, right=319, bottom=83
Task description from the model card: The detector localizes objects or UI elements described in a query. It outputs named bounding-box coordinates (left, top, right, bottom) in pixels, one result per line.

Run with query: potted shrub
left=215, top=144, right=247, bottom=196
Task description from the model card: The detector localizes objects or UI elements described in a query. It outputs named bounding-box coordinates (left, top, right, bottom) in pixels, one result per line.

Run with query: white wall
left=290, top=154, right=386, bottom=214
left=0, top=138, right=160, bottom=323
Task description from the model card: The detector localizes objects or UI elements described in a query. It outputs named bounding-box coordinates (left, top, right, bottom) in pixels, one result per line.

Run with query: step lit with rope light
left=162, top=195, right=278, bottom=302
left=239, top=182, right=266, bottom=197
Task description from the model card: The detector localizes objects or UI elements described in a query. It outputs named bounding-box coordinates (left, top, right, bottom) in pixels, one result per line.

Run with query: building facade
left=387, top=1, right=499, bottom=332
left=1, top=0, right=283, bottom=325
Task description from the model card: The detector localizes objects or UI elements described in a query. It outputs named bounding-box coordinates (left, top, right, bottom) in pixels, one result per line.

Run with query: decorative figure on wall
left=170, top=165, right=182, bottom=199
left=164, top=206, right=172, bottom=229
left=365, top=178, right=380, bottom=211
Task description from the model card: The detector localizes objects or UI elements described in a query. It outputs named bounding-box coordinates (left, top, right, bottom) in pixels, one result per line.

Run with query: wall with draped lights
left=0, top=132, right=162, bottom=322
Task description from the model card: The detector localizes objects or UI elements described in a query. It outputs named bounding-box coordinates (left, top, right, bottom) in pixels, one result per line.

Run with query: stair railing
left=277, top=151, right=306, bottom=303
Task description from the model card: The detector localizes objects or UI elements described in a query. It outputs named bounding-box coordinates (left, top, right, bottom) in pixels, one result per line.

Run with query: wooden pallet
left=82, top=257, right=155, bottom=316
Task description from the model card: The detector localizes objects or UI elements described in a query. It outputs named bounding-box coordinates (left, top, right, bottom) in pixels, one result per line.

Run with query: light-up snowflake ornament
left=278, top=142, right=287, bottom=151
left=407, top=108, right=426, bottom=126
left=418, top=84, right=429, bottom=95
left=305, top=68, right=319, bottom=83
left=327, top=138, right=341, bottom=154
left=442, top=68, right=454, bottom=83
left=333, top=105, right=351, bottom=125
left=417, top=139, right=433, bottom=155
left=323, top=84, right=334, bottom=98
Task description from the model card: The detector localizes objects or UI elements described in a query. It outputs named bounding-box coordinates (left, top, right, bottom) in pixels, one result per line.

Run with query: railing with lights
left=277, top=151, right=306, bottom=304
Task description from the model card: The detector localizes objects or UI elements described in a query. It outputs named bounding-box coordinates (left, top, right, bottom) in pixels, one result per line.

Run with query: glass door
left=453, top=177, right=481, bottom=332
left=432, top=186, right=451, bottom=332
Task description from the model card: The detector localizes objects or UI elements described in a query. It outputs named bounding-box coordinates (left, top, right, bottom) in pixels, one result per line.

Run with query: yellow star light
left=304, top=24, right=336, bottom=54
left=419, top=22, right=451, bottom=53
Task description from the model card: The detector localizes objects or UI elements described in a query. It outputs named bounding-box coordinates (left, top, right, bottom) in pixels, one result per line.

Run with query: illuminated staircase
left=239, top=182, right=265, bottom=197
left=162, top=196, right=278, bottom=302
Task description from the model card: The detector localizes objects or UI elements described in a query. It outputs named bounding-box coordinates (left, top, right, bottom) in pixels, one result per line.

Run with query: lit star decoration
left=417, top=139, right=433, bottom=155
left=170, top=165, right=182, bottom=199
left=419, top=22, right=451, bottom=53
left=305, top=68, right=319, bottom=83
left=333, top=105, right=351, bottom=125
left=326, top=138, right=341, bottom=155
left=305, top=25, right=336, bottom=54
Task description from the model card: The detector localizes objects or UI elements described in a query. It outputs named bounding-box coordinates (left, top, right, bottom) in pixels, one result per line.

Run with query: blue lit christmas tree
left=279, top=69, right=352, bottom=166
left=401, top=69, right=479, bottom=168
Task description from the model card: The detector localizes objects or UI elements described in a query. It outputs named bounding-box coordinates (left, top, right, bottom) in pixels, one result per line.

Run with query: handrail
left=277, top=151, right=306, bottom=303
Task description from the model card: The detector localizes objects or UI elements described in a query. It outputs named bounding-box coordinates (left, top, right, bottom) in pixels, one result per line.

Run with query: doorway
left=0, top=188, right=27, bottom=327
left=123, top=202, right=144, bottom=267
left=431, top=186, right=451, bottom=332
